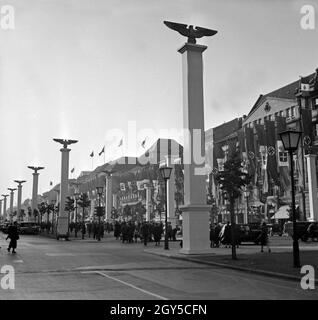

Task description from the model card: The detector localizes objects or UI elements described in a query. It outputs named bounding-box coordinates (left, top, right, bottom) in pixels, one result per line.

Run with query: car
left=283, top=221, right=318, bottom=241
left=237, top=223, right=262, bottom=244
left=267, top=223, right=283, bottom=236
left=18, top=222, right=40, bottom=235
left=1, top=222, right=10, bottom=234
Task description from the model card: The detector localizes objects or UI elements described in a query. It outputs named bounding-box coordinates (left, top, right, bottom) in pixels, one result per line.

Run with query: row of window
left=249, top=106, right=297, bottom=127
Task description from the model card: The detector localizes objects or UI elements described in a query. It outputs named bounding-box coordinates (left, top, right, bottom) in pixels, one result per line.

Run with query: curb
left=145, top=250, right=318, bottom=285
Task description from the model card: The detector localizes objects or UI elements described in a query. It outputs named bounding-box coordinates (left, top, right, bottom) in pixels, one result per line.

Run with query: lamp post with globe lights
left=279, top=129, right=302, bottom=268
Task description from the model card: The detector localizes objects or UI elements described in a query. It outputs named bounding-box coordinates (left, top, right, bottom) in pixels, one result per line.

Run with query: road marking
left=82, top=271, right=168, bottom=300
left=13, top=260, right=23, bottom=263
left=46, top=253, right=76, bottom=256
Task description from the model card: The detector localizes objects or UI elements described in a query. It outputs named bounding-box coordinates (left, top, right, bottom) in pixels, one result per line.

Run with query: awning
left=273, top=205, right=290, bottom=219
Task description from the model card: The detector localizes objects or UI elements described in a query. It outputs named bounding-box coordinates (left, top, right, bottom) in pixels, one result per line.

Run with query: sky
left=0, top=0, right=317, bottom=204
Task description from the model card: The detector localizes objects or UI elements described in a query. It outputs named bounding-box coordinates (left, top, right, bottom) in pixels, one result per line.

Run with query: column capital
left=60, top=148, right=71, bottom=153
left=178, top=43, right=207, bottom=54
left=305, top=153, right=317, bottom=159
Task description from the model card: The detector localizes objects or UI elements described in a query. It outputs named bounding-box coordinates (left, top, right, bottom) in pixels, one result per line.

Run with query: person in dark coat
left=153, top=223, right=162, bottom=246
left=221, top=222, right=231, bottom=248
left=259, top=222, right=271, bottom=253
left=114, top=221, right=121, bottom=239
left=87, top=222, right=92, bottom=238
left=214, top=223, right=221, bottom=247
left=141, top=222, right=150, bottom=246
left=6, top=222, right=19, bottom=254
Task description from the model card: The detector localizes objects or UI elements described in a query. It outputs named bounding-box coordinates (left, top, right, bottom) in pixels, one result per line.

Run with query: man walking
left=6, top=221, right=19, bottom=254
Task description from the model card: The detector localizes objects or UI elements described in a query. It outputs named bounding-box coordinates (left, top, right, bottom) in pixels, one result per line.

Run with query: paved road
left=0, top=232, right=317, bottom=300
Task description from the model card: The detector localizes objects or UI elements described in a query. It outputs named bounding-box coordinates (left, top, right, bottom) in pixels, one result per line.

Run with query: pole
left=75, top=199, right=78, bottom=238
left=82, top=206, right=85, bottom=240
left=290, top=150, right=301, bottom=268
left=164, top=179, right=169, bottom=250
left=230, top=197, right=237, bottom=260
left=98, top=194, right=101, bottom=241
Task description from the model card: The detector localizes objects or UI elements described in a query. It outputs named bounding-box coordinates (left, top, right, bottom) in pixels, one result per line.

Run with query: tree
left=65, top=197, right=75, bottom=235
left=77, top=193, right=90, bottom=239
left=38, top=202, right=47, bottom=227
left=215, top=152, right=250, bottom=260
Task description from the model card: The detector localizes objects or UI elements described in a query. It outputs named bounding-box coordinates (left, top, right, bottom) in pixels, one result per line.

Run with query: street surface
left=0, top=232, right=317, bottom=300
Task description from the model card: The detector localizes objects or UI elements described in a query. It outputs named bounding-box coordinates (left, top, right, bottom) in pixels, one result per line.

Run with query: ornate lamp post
left=159, top=166, right=172, bottom=250
left=279, top=130, right=302, bottom=268
left=96, top=186, right=104, bottom=241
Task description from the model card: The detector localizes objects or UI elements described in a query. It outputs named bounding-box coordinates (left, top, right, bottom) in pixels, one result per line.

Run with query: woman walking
left=6, top=221, right=19, bottom=254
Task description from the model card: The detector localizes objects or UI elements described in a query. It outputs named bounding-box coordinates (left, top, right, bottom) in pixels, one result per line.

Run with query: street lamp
left=159, top=166, right=172, bottom=250
left=96, top=186, right=104, bottom=241
left=74, top=192, right=80, bottom=238
left=279, top=129, right=302, bottom=268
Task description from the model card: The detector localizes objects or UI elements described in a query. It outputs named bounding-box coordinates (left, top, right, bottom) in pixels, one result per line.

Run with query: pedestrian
left=220, top=222, right=231, bottom=248
left=141, top=222, right=149, bottom=246
left=6, top=221, right=19, bottom=254
left=87, top=222, right=92, bottom=238
left=258, top=222, right=271, bottom=253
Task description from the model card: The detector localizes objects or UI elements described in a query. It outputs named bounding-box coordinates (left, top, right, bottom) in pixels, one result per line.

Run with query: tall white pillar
left=104, top=172, right=113, bottom=221
left=2, top=195, right=8, bottom=221
left=178, top=42, right=211, bottom=254
left=145, top=181, right=152, bottom=221
left=28, top=166, right=44, bottom=222
left=15, top=180, right=26, bottom=221
left=7, top=188, right=16, bottom=221
left=58, top=147, right=71, bottom=237
left=305, top=154, right=318, bottom=221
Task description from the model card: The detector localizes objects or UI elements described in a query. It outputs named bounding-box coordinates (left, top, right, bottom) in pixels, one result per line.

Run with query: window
left=279, top=151, right=288, bottom=163
left=274, top=112, right=278, bottom=117
left=268, top=115, right=272, bottom=121
left=279, top=110, right=284, bottom=117
left=286, top=108, right=290, bottom=118
left=291, top=106, right=295, bottom=117
left=258, top=119, right=262, bottom=124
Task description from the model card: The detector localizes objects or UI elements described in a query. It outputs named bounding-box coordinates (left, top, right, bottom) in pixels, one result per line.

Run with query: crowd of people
left=113, top=221, right=180, bottom=246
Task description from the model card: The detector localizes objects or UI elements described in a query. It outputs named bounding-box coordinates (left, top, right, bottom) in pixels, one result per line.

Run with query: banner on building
left=265, top=120, right=279, bottom=185
left=300, top=108, right=313, bottom=154
left=245, top=127, right=256, bottom=176
left=277, top=140, right=291, bottom=191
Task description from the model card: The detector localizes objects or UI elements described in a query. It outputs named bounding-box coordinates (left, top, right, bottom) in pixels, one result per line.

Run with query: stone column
left=2, top=195, right=8, bottom=221
left=15, top=180, right=26, bottom=221
left=178, top=42, right=211, bottom=254
left=58, top=147, right=71, bottom=237
left=145, top=181, right=152, bottom=221
left=7, top=188, right=16, bottom=221
left=305, top=154, right=318, bottom=221
left=28, top=166, right=44, bottom=222
left=104, top=172, right=113, bottom=221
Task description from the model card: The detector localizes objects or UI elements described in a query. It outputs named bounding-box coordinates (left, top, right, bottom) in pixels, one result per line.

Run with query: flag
left=275, top=116, right=287, bottom=140
left=260, top=145, right=268, bottom=193
left=99, top=146, right=105, bottom=156
left=237, top=128, right=246, bottom=153
left=277, top=140, right=290, bottom=192
left=245, top=127, right=256, bottom=176
left=300, top=108, right=313, bottom=154
left=254, top=124, right=267, bottom=147
left=141, top=138, right=147, bottom=148
left=71, top=167, right=75, bottom=173
left=118, top=138, right=123, bottom=147
left=90, top=151, right=94, bottom=157
left=265, top=120, right=279, bottom=185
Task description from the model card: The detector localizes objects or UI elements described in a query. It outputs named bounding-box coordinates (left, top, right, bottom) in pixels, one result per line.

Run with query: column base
left=179, top=204, right=210, bottom=255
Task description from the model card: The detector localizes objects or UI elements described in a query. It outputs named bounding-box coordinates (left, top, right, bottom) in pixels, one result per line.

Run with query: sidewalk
left=144, top=241, right=318, bottom=284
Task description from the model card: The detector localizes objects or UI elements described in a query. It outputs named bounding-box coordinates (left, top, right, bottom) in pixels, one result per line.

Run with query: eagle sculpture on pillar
left=164, top=21, right=217, bottom=44
left=53, top=139, right=78, bottom=149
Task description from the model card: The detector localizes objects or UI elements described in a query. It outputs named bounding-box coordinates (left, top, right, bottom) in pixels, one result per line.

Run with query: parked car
left=1, top=222, right=10, bottom=234
left=283, top=221, right=318, bottom=241
left=237, top=223, right=262, bottom=244
left=267, top=223, right=283, bottom=236
left=18, top=222, right=40, bottom=235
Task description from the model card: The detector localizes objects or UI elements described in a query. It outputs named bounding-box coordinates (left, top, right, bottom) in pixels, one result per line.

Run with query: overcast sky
left=0, top=0, right=317, bottom=204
